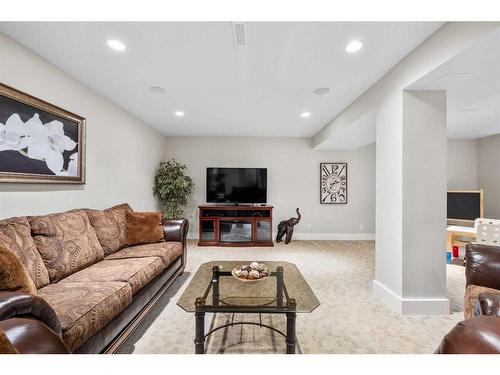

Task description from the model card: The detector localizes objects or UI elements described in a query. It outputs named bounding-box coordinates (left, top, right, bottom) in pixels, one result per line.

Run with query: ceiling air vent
left=231, top=22, right=247, bottom=47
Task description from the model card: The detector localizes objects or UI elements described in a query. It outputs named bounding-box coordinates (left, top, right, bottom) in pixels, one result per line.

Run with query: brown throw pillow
left=0, top=217, right=50, bottom=289
left=126, top=211, right=164, bottom=246
left=108, top=203, right=133, bottom=212
left=0, top=247, right=37, bottom=295
left=87, top=203, right=132, bottom=256
left=28, top=210, right=104, bottom=283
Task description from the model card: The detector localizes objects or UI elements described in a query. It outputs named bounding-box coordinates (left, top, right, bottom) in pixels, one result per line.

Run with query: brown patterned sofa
left=0, top=203, right=188, bottom=354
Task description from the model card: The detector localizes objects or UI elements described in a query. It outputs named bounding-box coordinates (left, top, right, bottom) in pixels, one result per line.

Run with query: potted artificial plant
left=153, top=159, right=194, bottom=219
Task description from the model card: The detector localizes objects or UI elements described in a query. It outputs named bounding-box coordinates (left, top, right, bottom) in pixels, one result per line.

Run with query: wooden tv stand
left=198, top=205, right=273, bottom=247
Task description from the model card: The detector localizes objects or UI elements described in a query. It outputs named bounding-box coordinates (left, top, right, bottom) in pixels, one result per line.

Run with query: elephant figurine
left=276, top=208, right=301, bottom=244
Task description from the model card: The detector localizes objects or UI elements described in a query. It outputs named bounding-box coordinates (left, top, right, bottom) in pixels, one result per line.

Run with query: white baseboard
left=372, top=279, right=403, bottom=313
left=290, top=232, right=375, bottom=240
left=372, top=279, right=450, bottom=315
left=187, top=232, right=375, bottom=241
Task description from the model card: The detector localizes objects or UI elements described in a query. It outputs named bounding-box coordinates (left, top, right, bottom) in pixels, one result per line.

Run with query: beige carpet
left=118, top=240, right=465, bottom=354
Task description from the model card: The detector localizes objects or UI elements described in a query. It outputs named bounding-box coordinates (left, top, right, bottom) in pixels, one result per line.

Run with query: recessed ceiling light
left=345, top=39, right=363, bottom=53
left=300, top=112, right=311, bottom=118
left=149, top=85, right=166, bottom=94
left=107, top=39, right=126, bottom=51
left=174, top=111, right=185, bottom=117
left=313, top=87, right=330, bottom=96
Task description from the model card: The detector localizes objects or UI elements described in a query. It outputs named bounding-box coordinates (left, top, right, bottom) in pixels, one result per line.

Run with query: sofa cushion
left=105, top=241, right=183, bottom=268
left=0, top=247, right=37, bottom=295
left=59, top=257, right=164, bottom=295
left=126, top=211, right=164, bottom=246
left=38, top=281, right=132, bottom=352
left=86, top=204, right=132, bottom=256
left=464, top=284, right=500, bottom=319
left=28, top=210, right=104, bottom=283
left=0, top=217, right=50, bottom=289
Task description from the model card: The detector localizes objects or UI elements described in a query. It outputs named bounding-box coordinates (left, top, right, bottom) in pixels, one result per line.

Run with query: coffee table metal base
left=193, top=311, right=297, bottom=354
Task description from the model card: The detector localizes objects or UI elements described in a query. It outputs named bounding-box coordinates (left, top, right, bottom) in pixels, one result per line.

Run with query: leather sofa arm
left=0, top=318, right=69, bottom=354
left=0, top=291, right=61, bottom=335
left=475, top=292, right=500, bottom=317
left=436, top=316, right=500, bottom=354
left=163, top=219, right=189, bottom=269
left=163, top=219, right=189, bottom=244
left=465, top=243, right=500, bottom=290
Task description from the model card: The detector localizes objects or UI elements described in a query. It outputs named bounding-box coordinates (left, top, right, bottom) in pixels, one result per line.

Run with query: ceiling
left=408, top=27, right=500, bottom=139
left=0, top=22, right=442, bottom=138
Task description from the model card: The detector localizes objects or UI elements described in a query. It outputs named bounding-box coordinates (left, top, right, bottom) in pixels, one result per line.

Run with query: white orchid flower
left=0, top=114, right=32, bottom=151
left=25, top=113, right=77, bottom=174
left=56, top=153, right=78, bottom=177
left=67, top=152, right=78, bottom=176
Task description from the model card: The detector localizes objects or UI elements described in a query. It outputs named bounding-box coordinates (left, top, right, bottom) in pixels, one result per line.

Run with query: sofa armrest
left=0, top=291, right=61, bottom=335
left=475, top=292, right=500, bottom=317
left=435, top=316, right=500, bottom=354
left=0, top=318, right=69, bottom=354
left=465, top=243, right=500, bottom=290
left=162, top=219, right=189, bottom=243
left=163, top=219, right=189, bottom=268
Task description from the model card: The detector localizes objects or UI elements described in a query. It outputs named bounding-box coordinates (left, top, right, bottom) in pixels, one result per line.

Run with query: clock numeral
left=339, top=164, right=345, bottom=175
left=322, top=165, right=330, bottom=176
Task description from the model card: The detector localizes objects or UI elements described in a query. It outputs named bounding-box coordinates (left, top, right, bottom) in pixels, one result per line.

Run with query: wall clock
left=320, top=162, right=347, bottom=204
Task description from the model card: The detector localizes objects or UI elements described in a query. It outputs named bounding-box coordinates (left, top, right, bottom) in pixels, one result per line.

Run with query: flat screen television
left=206, top=167, right=267, bottom=204
left=447, top=190, right=483, bottom=222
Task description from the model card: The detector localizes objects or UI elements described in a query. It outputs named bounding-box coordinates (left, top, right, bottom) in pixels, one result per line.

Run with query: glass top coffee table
left=177, top=261, right=320, bottom=354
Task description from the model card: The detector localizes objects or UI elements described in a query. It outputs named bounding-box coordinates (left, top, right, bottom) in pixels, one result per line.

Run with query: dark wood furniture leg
left=286, top=312, right=296, bottom=354
left=195, top=311, right=205, bottom=354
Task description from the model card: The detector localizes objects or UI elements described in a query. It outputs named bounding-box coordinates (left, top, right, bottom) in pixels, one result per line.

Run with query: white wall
left=447, top=139, right=478, bottom=190
left=163, top=137, right=376, bottom=239
left=478, top=134, right=500, bottom=219
left=446, top=137, right=500, bottom=220
left=312, top=22, right=500, bottom=315
left=0, top=33, right=166, bottom=218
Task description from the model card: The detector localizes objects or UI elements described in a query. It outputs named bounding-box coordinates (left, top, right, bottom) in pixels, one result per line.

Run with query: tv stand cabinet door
left=254, top=218, right=272, bottom=242
left=199, top=219, right=217, bottom=242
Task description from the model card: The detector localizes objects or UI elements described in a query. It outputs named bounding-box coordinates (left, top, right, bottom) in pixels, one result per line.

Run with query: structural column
left=373, top=90, right=449, bottom=315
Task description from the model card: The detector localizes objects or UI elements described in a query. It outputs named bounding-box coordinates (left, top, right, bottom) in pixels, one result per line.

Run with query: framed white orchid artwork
left=0, top=83, right=85, bottom=184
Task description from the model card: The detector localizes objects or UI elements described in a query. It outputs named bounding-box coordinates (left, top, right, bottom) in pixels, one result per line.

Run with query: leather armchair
left=436, top=243, right=500, bottom=354
left=0, top=291, right=69, bottom=354
left=465, top=243, right=500, bottom=291
left=436, top=316, right=500, bottom=354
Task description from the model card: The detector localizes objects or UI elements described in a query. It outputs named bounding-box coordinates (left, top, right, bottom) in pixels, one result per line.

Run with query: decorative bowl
left=231, top=262, right=271, bottom=283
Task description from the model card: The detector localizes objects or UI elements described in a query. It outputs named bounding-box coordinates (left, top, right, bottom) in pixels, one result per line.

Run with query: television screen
left=447, top=191, right=482, bottom=221
left=206, top=168, right=267, bottom=204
